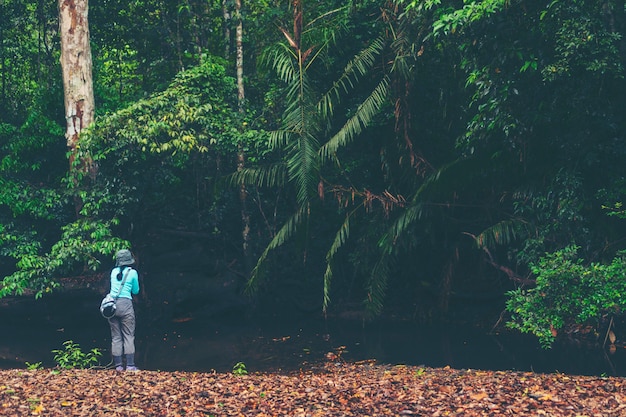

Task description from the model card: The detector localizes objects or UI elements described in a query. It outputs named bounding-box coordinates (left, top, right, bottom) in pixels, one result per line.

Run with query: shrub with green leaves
left=25, top=361, right=43, bottom=370
left=506, top=245, right=626, bottom=348
left=0, top=55, right=255, bottom=299
left=52, top=340, right=102, bottom=369
left=232, top=362, right=248, bottom=376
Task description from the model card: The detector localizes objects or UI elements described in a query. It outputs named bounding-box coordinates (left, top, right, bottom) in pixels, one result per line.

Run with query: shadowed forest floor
left=1, top=362, right=625, bottom=416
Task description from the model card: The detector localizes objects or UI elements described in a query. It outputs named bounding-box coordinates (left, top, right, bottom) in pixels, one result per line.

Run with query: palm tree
left=239, top=0, right=507, bottom=316
left=234, top=0, right=399, bottom=311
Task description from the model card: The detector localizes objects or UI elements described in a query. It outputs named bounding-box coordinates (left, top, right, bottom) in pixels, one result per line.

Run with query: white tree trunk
left=58, top=0, right=94, bottom=173
left=235, top=0, right=250, bottom=267
left=235, top=0, right=244, bottom=111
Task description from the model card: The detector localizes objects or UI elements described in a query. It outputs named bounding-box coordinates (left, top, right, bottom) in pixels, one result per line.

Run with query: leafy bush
left=52, top=340, right=102, bottom=369
left=506, top=246, right=626, bottom=348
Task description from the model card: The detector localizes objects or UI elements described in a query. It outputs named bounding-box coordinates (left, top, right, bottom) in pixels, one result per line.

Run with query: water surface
left=1, top=293, right=623, bottom=376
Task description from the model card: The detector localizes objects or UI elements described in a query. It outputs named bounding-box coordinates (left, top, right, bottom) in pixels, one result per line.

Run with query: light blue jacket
left=109, top=266, right=140, bottom=299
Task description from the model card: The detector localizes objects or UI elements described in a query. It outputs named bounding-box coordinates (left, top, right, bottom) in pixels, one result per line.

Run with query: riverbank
left=1, top=363, right=624, bottom=416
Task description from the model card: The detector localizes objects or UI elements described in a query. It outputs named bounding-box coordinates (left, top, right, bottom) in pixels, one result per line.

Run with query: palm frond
left=389, top=28, right=416, bottom=80
left=283, top=74, right=312, bottom=111
left=322, top=214, right=351, bottom=311
left=365, top=252, right=391, bottom=317
left=282, top=98, right=318, bottom=135
left=269, top=129, right=294, bottom=149
left=280, top=70, right=320, bottom=138
left=378, top=202, right=425, bottom=253
left=377, top=159, right=467, bottom=253
left=474, top=218, right=529, bottom=249
left=276, top=68, right=323, bottom=206
left=227, top=164, right=287, bottom=188
left=246, top=204, right=308, bottom=293
left=319, top=36, right=387, bottom=119
left=306, top=6, right=349, bottom=29
left=320, top=76, right=390, bottom=161
left=286, top=131, right=321, bottom=205
left=262, top=44, right=299, bottom=84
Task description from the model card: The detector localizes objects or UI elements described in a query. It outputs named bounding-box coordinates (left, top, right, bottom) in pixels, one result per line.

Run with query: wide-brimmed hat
left=115, top=249, right=135, bottom=266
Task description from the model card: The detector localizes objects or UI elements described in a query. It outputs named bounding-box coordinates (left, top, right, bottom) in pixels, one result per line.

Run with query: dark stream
left=1, top=292, right=625, bottom=377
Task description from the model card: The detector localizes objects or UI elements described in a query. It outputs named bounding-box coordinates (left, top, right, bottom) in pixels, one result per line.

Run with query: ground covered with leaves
left=1, top=363, right=625, bottom=416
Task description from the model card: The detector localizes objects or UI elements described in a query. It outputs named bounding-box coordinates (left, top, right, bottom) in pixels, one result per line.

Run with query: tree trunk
left=235, top=0, right=250, bottom=272
left=235, top=0, right=244, bottom=111
left=58, top=0, right=95, bottom=178
left=223, top=0, right=231, bottom=59
left=0, top=13, right=5, bottom=108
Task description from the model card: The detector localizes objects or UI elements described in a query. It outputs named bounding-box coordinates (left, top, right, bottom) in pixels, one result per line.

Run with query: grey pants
left=108, top=298, right=136, bottom=356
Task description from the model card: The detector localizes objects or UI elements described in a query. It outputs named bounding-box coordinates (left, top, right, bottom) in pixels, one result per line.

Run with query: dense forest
left=2, top=0, right=626, bottom=349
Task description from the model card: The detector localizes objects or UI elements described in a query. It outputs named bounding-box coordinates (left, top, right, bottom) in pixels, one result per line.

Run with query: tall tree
left=234, top=0, right=252, bottom=270
left=236, top=0, right=389, bottom=312
left=58, top=0, right=95, bottom=180
left=223, top=0, right=232, bottom=59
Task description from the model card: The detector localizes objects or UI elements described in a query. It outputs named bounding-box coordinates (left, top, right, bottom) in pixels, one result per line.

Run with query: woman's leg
left=109, top=316, right=124, bottom=369
left=116, top=298, right=137, bottom=369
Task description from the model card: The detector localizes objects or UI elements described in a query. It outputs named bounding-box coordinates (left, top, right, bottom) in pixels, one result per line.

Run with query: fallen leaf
left=470, top=392, right=488, bottom=401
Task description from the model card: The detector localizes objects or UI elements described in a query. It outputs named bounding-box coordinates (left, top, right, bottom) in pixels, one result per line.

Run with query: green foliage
left=539, top=1, right=623, bottom=81
left=25, top=361, right=43, bottom=370
left=93, top=44, right=143, bottom=114
left=472, top=171, right=588, bottom=271
left=241, top=3, right=355, bottom=293
left=90, top=0, right=227, bottom=94
left=84, top=56, right=242, bottom=158
left=0, top=106, right=80, bottom=298
left=1, top=46, right=262, bottom=298
left=506, top=246, right=626, bottom=348
left=429, top=0, right=509, bottom=36
left=232, top=361, right=248, bottom=376
left=1, top=54, right=258, bottom=297
left=80, top=55, right=265, bottom=235
left=0, top=217, right=128, bottom=298
left=236, top=0, right=402, bottom=315
left=52, top=341, right=102, bottom=370
left=0, top=0, right=61, bottom=125
left=599, top=179, right=626, bottom=220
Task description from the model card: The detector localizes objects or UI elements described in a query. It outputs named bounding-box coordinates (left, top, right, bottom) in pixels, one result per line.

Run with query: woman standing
left=108, top=249, right=140, bottom=371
